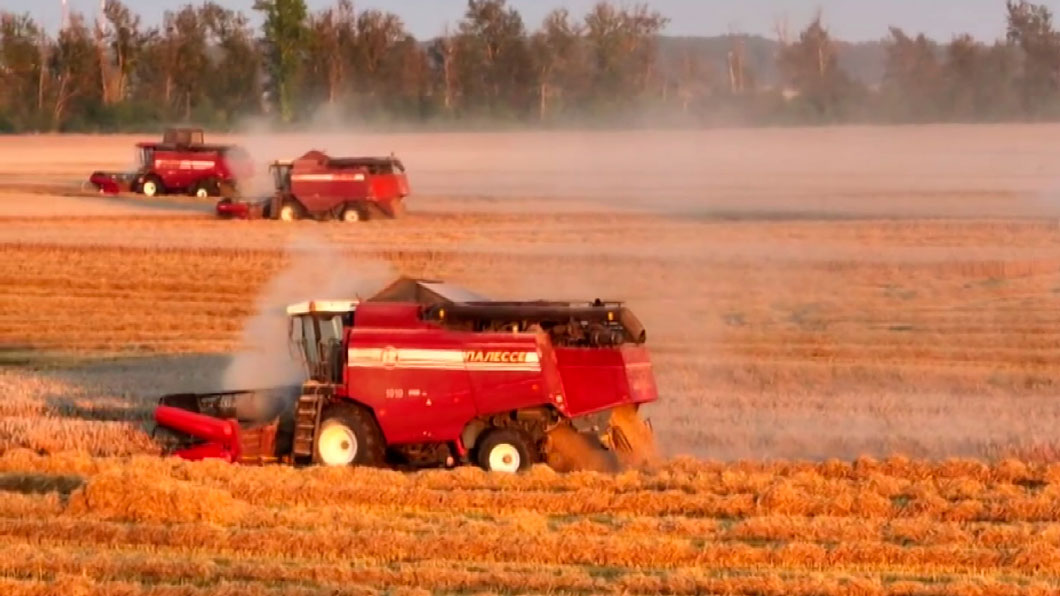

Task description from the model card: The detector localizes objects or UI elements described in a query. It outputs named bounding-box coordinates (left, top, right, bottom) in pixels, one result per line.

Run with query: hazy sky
left=9, top=0, right=1060, bottom=42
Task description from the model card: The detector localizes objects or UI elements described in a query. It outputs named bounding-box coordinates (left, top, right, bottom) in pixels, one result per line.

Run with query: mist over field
left=5, top=101, right=1060, bottom=593
left=4, top=0, right=1060, bottom=137
left=5, top=124, right=1060, bottom=458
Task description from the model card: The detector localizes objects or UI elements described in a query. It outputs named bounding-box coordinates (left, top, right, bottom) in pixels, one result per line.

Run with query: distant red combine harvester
left=87, top=128, right=253, bottom=198
left=216, top=150, right=410, bottom=222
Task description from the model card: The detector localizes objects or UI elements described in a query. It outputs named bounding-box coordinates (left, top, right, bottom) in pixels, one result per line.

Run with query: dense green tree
left=583, top=2, right=668, bottom=113
left=49, top=15, right=98, bottom=129
left=8, top=1, right=1060, bottom=131
left=1006, top=0, right=1060, bottom=115
left=0, top=13, right=45, bottom=129
left=454, top=0, right=534, bottom=117
left=881, top=28, right=942, bottom=121
left=531, top=9, right=585, bottom=121
left=98, top=1, right=147, bottom=105
left=304, top=0, right=355, bottom=106
left=201, top=3, right=262, bottom=121
left=778, top=15, right=855, bottom=119
left=255, top=0, right=308, bottom=122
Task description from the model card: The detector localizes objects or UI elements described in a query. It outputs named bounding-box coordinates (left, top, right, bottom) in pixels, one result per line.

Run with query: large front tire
left=313, top=404, right=385, bottom=467
left=341, top=204, right=364, bottom=223
left=192, top=177, right=220, bottom=199
left=476, top=429, right=532, bottom=473
left=140, top=176, right=163, bottom=197
left=278, top=200, right=302, bottom=222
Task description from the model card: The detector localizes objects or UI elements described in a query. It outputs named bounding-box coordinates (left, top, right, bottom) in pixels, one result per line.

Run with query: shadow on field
left=70, top=190, right=219, bottom=215
left=0, top=473, right=83, bottom=497
left=7, top=352, right=235, bottom=422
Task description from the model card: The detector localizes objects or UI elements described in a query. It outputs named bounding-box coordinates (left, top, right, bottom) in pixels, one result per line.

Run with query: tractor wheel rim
left=343, top=210, right=360, bottom=222
left=318, top=424, right=358, bottom=466
left=143, top=182, right=156, bottom=196
left=488, top=443, right=521, bottom=473
left=196, top=188, right=208, bottom=198
left=280, top=206, right=295, bottom=221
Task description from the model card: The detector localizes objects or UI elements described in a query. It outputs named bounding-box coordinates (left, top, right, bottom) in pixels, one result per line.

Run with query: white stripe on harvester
left=347, top=347, right=541, bottom=372
left=156, top=160, right=216, bottom=170
left=292, top=173, right=366, bottom=182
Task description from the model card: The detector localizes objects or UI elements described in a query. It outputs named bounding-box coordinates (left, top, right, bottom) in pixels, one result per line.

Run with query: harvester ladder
left=291, top=391, right=325, bottom=460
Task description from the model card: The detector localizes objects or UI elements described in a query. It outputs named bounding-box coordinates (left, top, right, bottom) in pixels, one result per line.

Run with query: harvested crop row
left=10, top=477, right=1060, bottom=553
left=4, top=451, right=1060, bottom=506
left=0, top=542, right=1051, bottom=596
left=9, top=511, right=1060, bottom=576
left=0, top=448, right=1029, bottom=482
left=0, top=576, right=378, bottom=596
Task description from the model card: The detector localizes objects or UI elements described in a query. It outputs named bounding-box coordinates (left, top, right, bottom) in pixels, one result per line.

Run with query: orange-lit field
left=4, top=126, right=1060, bottom=593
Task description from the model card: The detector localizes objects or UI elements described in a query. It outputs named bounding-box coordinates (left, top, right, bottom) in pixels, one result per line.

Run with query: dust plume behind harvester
left=153, top=278, right=658, bottom=473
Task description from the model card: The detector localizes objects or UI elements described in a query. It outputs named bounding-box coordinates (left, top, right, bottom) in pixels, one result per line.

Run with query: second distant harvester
left=217, top=150, right=410, bottom=222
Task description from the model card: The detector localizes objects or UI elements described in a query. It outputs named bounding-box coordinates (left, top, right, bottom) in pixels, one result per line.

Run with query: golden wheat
left=7, top=129, right=1060, bottom=593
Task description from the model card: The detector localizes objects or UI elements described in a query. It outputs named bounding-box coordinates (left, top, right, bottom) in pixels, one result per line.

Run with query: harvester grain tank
left=87, top=128, right=253, bottom=198
left=216, top=150, right=410, bottom=222
left=153, top=278, right=658, bottom=473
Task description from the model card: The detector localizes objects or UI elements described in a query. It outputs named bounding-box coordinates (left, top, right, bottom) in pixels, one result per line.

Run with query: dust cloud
left=221, top=232, right=394, bottom=419
left=208, top=122, right=1060, bottom=220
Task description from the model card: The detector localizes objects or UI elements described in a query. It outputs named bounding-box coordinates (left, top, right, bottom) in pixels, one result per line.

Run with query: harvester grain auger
left=153, top=278, right=659, bottom=473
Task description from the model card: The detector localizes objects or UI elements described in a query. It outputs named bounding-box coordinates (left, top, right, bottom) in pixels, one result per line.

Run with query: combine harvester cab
left=216, top=150, right=410, bottom=222
left=87, top=127, right=253, bottom=198
left=154, top=278, right=657, bottom=473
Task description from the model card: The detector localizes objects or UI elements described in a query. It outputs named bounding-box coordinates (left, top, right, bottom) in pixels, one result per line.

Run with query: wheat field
left=3, top=125, right=1060, bottom=593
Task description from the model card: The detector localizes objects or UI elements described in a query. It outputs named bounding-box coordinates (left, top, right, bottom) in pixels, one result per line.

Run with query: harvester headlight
left=438, top=308, right=445, bottom=319
left=607, top=311, right=614, bottom=321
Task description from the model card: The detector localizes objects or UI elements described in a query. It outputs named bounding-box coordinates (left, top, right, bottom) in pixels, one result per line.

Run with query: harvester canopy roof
left=285, top=299, right=359, bottom=315
left=136, top=141, right=236, bottom=152
left=293, top=150, right=405, bottom=172
left=162, top=127, right=205, bottom=146
left=368, top=277, right=489, bottom=305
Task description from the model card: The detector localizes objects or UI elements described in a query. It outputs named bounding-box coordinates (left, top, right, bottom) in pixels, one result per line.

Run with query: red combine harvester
left=87, top=128, right=253, bottom=198
left=216, top=150, right=410, bottom=222
left=153, top=278, right=657, bottom=473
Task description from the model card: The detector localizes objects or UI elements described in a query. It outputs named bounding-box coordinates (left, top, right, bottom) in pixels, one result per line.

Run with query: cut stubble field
left=3, top=125, right=1060, bottom=594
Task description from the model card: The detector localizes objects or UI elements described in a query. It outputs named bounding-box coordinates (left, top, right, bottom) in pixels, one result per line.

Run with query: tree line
left=1, top=0, right=1059, bottom=132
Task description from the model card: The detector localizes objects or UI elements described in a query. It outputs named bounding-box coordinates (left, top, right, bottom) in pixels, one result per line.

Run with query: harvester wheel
left=341, top=204, right=364, bottom=223
left=314, top=404, right=385, bottom=467
left=192, top=178, right=220, bottom=199
left=476, top=429, right=532, bottom=473
left=278, top=201, right=302, bottom=222
left=140, top=176, right=162, bottom=197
